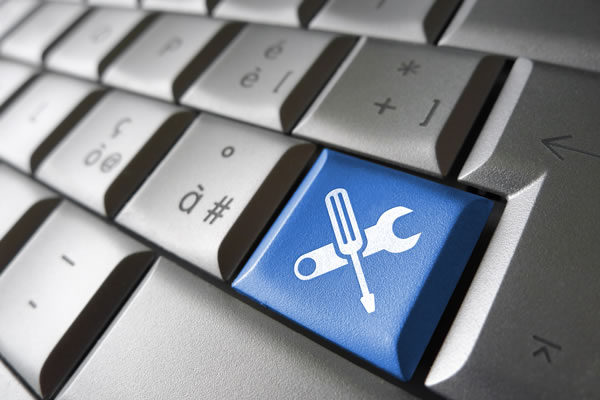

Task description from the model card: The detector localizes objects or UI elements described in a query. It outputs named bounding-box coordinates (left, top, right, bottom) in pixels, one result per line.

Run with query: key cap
left=213, top=0, right=326, bottom=27
left=56, top=257, right=413, bottom=400
left=103, top=15, right=241, bottom=101
left=425, top=59, right=600, bottom=399
left=0, top=74, right=104, bottom=173
left=295, top=39, right=504, bottom=177
left=0, top=3, right=87, bottom=65
left=233, top=149, right=493, bottom=380
left=0, top=0, right=39, bottom=41
left=0, top=59, right=36, bottom=108
left=118, top=114, right=315, bottom=280
left=310, top=0, right=460, bottom=44
left=0, top=361, right=34, bottom=400
left=141, top=0, right=217, bottom=14
left=0, top=164, right=59, bottom=272
left=440, top=0, right=600, bottom=73
left=0, top=202, right=155, bottom=398
left=88, top=0, right=138, bottom=7
left=45, top=8, right=152, bottom=80
left=181, top=25, right=354, bottom=132
left=37, top=91, right=193, bottom=218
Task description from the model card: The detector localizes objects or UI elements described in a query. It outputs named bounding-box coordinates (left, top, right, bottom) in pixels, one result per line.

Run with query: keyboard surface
left=0, top=1, right=599, bottom=399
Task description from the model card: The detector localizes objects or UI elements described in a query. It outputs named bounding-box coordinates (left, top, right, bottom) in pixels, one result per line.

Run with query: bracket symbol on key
left=294, top=206, right=421, bottom=281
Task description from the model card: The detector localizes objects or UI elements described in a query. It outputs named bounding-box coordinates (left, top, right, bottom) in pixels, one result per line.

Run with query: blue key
left=233, top=150, right=493, bottom=380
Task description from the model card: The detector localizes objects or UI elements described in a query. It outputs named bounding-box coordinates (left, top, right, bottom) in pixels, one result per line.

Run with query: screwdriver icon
left=325, top=188, right=375, bottom=313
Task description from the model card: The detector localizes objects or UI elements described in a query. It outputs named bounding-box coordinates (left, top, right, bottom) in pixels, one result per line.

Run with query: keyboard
left=0, top=0, right=599, bottom=399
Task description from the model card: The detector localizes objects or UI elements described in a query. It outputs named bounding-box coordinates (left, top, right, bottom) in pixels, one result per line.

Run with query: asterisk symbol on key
left=397, top=60, right=420, bottom=76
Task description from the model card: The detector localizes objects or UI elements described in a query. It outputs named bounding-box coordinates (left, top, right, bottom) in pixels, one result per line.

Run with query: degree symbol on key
left=294, top=188, right=421, bottom=314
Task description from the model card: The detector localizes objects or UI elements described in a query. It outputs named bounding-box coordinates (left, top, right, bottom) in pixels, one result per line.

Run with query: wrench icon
left=294, top=202, right=421, bottom=312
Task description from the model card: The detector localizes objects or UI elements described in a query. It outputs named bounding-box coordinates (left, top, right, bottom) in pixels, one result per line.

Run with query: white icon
left=294, top=188, right=421, bottom=313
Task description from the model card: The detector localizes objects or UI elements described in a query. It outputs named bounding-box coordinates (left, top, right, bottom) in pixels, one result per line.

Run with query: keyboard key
left=233, top=149, right=493, bottom=380
left=213, top=0, right=326, bottom=27
left=426, top=60, right=600, bottom=398
left=0, top=202, right=155, bottom=397
left=46, top=8, right=152, bottom=80
left=141, top=0, right=217, bottom=14
left=37, top=91, right=193, bottom=217
left=0, top=164, right=59, bottom=272
left=57, top=257, right=412, bottom=400
left=0, top=3, right=87, bottom=65
left=181, top=25, right=354, bottom=132
left=0, top=0, right=39, bottom=41
left=0, top=59, right=36, bottom=108
left=310, top=0, right=460, bottom=44
left=118, top=114, right=315, bottom=280
left=0, top=361, right=34, bottom=400
left=88, top=0, right=138, bottom=7
left=0, top=74, right=103, bottom=173
left=295, top=39, right=503, bottom=177
left=103, top=15, right=241, bottom=101
left=440, top=0, right=600, bottom=73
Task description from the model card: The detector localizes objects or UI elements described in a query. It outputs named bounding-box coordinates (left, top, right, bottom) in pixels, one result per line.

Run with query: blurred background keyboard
left=0, top=0, right=599, bottom=399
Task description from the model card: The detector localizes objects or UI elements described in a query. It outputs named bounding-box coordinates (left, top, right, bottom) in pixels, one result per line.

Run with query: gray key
left=310, top=0, right=460, bottom=44
left=45, top=8, right=152, bottom=80
left=0, top=202, right=155, bottom=398
left=118, top=114, right=315, bottom=280
left=213, top=0, right=326, bottom=27
left=37, top=91, right=193, bottom=218
left=141, top=0, right=218, bottom=14
left=181, top=24, right=354, bottom=132
left=0, top=59, right=36, bottom=108
left=57, top=257, right=413, bottom=400
left=0, top=3, right=87, bottom=65
left=103, top=15, right=240, bottom=101
left=0, top=164, right=59, bottom=273
left=88, top=0, right=138, bottom=7
left=0, top=0, right=39, bottom=41
left=0, top=73, right=103, bottom=173
left=295, top=39, right=503, bottom=177
left=440, top=0, right=600, bottom=73
left=426, top=59, right=600, bottom=399
left=0, top=361, right=34, bottom=400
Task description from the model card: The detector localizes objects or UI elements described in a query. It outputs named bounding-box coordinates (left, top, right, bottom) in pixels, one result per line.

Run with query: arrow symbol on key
left=542, top=135, right=600, bottom=161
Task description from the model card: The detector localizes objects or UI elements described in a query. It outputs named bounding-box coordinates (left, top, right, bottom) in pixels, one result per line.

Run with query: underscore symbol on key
left=61, top=254, right=75, bottom=266
left=374, top=97, right=397, bottom=115
left=532, top=335, right=562, bottom=364
left=204, top=196, right=233, bottom=224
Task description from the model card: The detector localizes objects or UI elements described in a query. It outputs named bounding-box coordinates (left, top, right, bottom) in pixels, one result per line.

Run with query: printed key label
left=295, top=188, right=420, bottom=313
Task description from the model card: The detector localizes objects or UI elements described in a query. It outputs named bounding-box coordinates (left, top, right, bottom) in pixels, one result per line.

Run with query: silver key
left=103, top=14, right=240, bottom=101
left=441, top=0, right=600, bottom=73
left=181, top=24, right=354, bottom=132
left=295, top=39, right=504, bottom=177
left=141, top=0, right=218, bottom=14
left=0, top=3, right=87, bottom=65
left=0, top=73, right=103, bottom=173
left=117, top=114, right=315, bottom=280
left=213, top=0, right=326, bottom=27
left=0, top=361, right=34, bottom=400
left=0, top=164, right=59, bottom=272
left=0, top=0, right=39, bottom=41
left=88, top=0, right=138, bottom=7
left=37, top=91, right=193, bottom=217
left=0, top=202, right=155, bottom=398
left=46, top=8, right=152, bottom=80
left=426, top=59, right=600, bottom=399
left=0, top=59, right=36, bottom=108
left=310, top=0, right=460, bottom=44
left=57, top=257, right=413, bottom=400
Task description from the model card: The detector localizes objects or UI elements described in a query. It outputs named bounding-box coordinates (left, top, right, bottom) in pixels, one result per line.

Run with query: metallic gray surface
left=0, top=3, right=87, bottom=65
left=213, top=0, right=326, bottom=27
left=0, top=0, right=39, bottom=42
left=295, top=39, right=503, bottom=177
left=0, top=361, right=33, bottom=400
left=440, top=0, right=600, bottom=73
left=310, top=0, right=460, bottom=44
left=117, top=114, right=314, bottom=280
left=0, top=59, right=35, bottom=108
left=58, top=257, right=414, bottom=400
left=46, top=8, right=150, bottom=80
left=426, top=59, right=600, bottom=398
left=141, top=0, right=216, bottom=14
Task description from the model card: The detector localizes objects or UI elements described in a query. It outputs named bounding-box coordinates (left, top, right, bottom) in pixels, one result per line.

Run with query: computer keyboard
left=0, top=1, right=598, bottom=399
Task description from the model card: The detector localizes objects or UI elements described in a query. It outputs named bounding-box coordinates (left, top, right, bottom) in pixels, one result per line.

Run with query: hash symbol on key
left=294, top=188, right=421, bottom=313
